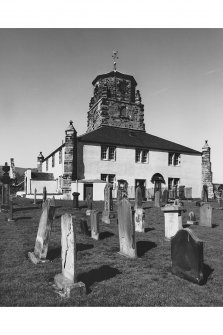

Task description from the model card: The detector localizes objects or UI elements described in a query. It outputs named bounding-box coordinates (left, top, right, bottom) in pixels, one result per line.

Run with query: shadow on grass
left=47, top=243, right=94, bottom=261
left=212, top=224, right=218, bottom=228
left=144, top=227, right=155, bottom=233
left=13, top=206, right=39, bottom=212
left=99, top=231, right=114, bottom=240
left=137, top=241, right=157, bottom=257
left=78, top=265, right=122, bottom=294
left=202, top=263, right=214, bottom=284
left=15, top=216, right=33, bottom=222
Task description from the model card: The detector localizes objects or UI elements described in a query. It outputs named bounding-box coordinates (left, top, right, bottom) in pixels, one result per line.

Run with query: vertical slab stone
left=171, top=228, right=204, bottom=285
left=54, top=213, right=86, bottom=297
left=135, top=185, right=143, bottom=209
left=86, top=193, right=93, bottom=216
left=162, top=189, right=169, bottom=204
left=161, top=204, right=185, bottom=240
left=117, top=197, right=136, bottom=258
left=7, top=195, right=15, bottom=222
left=102, top=183, right=112, bottom=224
left=79, top=217, right=89, bottom=235
left=187, top=211, right=197, bottom=225
left=154, top=190, right=160, bottom=207
left=199, top=203, right=212, bottom=227
left=43, top=186, right=47, bottom=203
left=33, top=188, right=37, bottom=205
left=201, top=185, right=208, bottom=202
left=90, top=210, right=99, bottom=240
left=28, top=198, right=56, bottom=264
left=134, top=208, right=145, bottom=232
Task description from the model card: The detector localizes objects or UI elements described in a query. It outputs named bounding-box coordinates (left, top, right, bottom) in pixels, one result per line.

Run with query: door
left=135, top=179, right=146, bottom=199
left=84, top=183, right=93, bottom=201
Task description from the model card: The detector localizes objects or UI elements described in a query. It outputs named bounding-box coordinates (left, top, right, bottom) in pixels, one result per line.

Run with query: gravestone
left=79, top=217, right=89, bottom=235
left=117, top=179, right=128, bottom=202
left=54, top=213, right=86, bottom=297
left=90, top=210, right=99, bottom=240
left=28, top=198, right=56, bottom=264
left=117, top=197, right=136, bottom=258
left=162, top=189, right=169, bottom=204
left=185, top=187, right=192, bottom=199
left=161, top=204, right=186, bottom=240
left=178, top=185, right=185, bottom=200
left=134, top=208, right=145, bottom=232
left=1, top=162, right=11, bottom=210
left=199, top=203, right=212, bottom=227
left=135, top=184, right=143, bottom=209
left=42, top=186, right=47, bottom=205
left=187, top=211, right=197, bottom=225
left=171, top=228, right=204, bottom=285
left=7, top=195, right=15, bottom=222
left=102, top=183, right=113, bottom=224
left=173, top=185, right=178, bottom=199
left=154, top=190, right=160, bottom=207
left=33, top=188, right=37, bottom=205
left=86, top=193, right=93, bottom=216
left=201, top=184, right=208, bottom=202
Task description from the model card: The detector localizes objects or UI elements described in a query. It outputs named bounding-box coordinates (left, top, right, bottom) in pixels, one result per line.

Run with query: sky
left=1, top=28, right=223, bottom=182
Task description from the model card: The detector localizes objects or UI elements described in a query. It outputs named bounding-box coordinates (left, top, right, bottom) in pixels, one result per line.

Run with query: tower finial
left=112, top=50, right=119, bottom=72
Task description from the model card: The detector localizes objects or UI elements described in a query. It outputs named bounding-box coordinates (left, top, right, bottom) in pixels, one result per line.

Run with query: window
left=168, top=153, right=181, bottom=166
left=135, top=149, right=149, bottom=163
left=101, top=174, right=116, bottom=185
left=52, top=154, right=55, bottom=167
left=59, top=150, right=62, bottom=164
left=168, top=178, right=180, bottom=190
left=46, top=159, right=48, bottom=171
left=101, top=146, right=116, bottom=161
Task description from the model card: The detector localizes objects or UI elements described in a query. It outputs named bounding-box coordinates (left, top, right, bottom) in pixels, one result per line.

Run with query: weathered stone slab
left=162, top=189, right=168, bottom=204
left=117, top=197, right=136, bottom=258
left=28, top=198, right=56, bottom=264
left=134, top=208, right=145, bottom=232
left=7, top=195, right=15, bottom=222
left=154, top=190, right=160, bottom=207
left=171, top=228, right=204, bottom=285
left=33, top=188, right=37, bottom=205
left=187, top=211, right=198, bottom=225
left=79, top=217, right=89, bottom=235
left=102, top=182, right=113, bottom=224
left=135, top=185, right=143, bottom=209
left=161, top=204, right=185, bottom=240
left=201, top=184, right=208, bottom=202
left=54, top=213, right=86, bottom=298
left=199, top=203, right=212, bottom=227
left=43, top=186, right=47, bottom=202
left=90, top=210, right=99, bottom=240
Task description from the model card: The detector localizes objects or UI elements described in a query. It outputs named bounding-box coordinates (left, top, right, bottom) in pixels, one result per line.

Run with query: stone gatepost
left=117, top=197, right=137, bottom=258
left=54, top=213, right=86, bottom=297
left=90, top=210, right=100, bottom=240
left=161, top=204, right=186, bottom=240
left=102, top=182, right=113, bottom=224
left=202, top=140, right=214, bottom=199
left=28, top=198, right=56, bottom=264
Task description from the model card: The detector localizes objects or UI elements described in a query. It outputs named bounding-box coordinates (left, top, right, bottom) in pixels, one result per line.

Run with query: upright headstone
left=162, top=189, right=169, bottom=204
left=201, top=184, right=208, bottom=202
left=171, top=228, right=204, bottom=285
left=173, top=185, right=178, bottom=199
left=154, top=190, right=160, bottom=207
left=1, top=162, right=11, bottom=210
left=117, top=197, right=136, bottom=258
left=134, top=184, right=145, bottom=232
left=33, top=188, right=37, bottom=205
left=135, top=184, right=143, bottom=209
left=178, top=186, right=185, bottom=200
left=28, top=198, right=56, bottom=264
left=102, top=183, right=113, bottom=224
left=90, top=210, right=100, bottom=240
left=199, top=203, right=212, bottom=227
left=8, top=195, right=15, bottom=222
left=187, top=211, right=197, bottom=225
left=117, top=179, right=128, bottom=202
left=79, top=217, right=89, bottom=235
left=86, top=193, right=93, bottom=216
left=43, top=186, right=47, bottom=204
left=161, top=204, right=185, bottom=240
left=54, top=213, right=86, bottom=297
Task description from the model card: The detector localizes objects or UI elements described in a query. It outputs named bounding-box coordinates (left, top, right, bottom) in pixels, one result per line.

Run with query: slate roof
left=78, top=126, right=201, bottom=155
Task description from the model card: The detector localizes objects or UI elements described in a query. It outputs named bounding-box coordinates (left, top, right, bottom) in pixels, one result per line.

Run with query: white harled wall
left=42, top=146, right=65, bottom=178
left=80, top=143, right=202, bottom=198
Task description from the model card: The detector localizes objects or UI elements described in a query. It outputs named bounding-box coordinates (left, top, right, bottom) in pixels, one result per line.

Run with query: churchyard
left=1, top=196, right=223, bottom=307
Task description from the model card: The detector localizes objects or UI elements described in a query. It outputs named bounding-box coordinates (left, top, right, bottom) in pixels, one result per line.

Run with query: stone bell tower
left=202, top=140, right=214, bottom=198
left=87, top=51, right=145, bottom=133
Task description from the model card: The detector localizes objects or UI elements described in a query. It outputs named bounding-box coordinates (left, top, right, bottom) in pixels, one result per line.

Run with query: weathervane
left=112, top=50, right=119, bottom=72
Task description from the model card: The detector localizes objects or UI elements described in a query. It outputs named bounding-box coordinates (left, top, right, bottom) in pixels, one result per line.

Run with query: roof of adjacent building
left=78, top=126, right=201, bottom=155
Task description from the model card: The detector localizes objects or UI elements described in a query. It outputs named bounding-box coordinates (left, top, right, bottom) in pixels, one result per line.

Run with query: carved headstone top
left=1, top=162, right=11, bottom=184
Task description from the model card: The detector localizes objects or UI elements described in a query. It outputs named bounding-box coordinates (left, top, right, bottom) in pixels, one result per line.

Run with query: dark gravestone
left=178, top=186, right=185, bottom=200
left=199, top=203, right=212, bottom=227
left=1, top=162, right=11, bottom=210
left=8, top=195, right=15, bottom=222
left=154, top=190, right=160, bottom=207
left=135, top=185, right=143, bottom=209
left=162, top=189, right=169, bottom=203
left=79, top=217, right=89, bottom=235
left=43, top=186, right=47, bottom=203
left=171, top=228, right=204, bottom=285
left=117, top=197, right=136, bottom=258
left=86, top=193, right=93, bottom=210
left=201, top=184, right=208, bottom=202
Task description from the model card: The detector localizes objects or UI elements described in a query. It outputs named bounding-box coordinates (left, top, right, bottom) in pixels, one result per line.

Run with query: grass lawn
left=0, top=197, right=223, bottom=307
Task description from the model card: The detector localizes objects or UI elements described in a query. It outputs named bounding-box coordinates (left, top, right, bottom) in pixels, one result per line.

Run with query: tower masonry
left=202, top=140, right=214, bottom=198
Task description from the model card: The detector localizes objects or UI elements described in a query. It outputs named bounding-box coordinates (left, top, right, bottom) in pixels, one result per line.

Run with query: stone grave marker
left=171, top=228, right=204, bottom=285
left=154, top=190, right=160, bottom=207
left=90, top=210, right=100, bottom=240
left=0, top=162, right=11, bottom=211
left=79, top=217, right=89, bottom=235
left=42, top=186, right=47, bottom=207
left=33, top=188, right=37, bottom=205
left=7, top=195, right=15, bottom=222
left=135, top=184, right=143, bottom=209
left=162, top=189, right=169, bottom=204
left=201, top=184, right=208, bottom=202
left=86, top=193, right=93, bottom=216
left=178, top=185, right=185, bottom=200
left=134, top=208, right=145, bottom=232
left=28, top=198, right=56, bottom=264
left=161, top=204, right=186, bottom=240
left=102, top=182, right=113, bottom=224
left=117, top=197, right=136, bottom=258
left=199, top=203, right=212, bottom=227
left=54, top=213, right=86, bottom=297
left=187, top=211, right=197, bottom=225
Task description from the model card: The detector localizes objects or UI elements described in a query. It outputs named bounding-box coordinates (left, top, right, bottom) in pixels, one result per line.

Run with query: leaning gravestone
left=54, top=213, right=86, bottom=297
left=161, top=204, right=185, bottom=240
left=199, top=203, right=212, bottom=227
left=117, top=197, right=136, bottom=258
left=90, top=210, right=100, bottom=240
left=28, top=198, right=56, bottom=264
left=154, top=190, right=160, bottom=207
left=102, top=183, right=113, bottom=224
left=171, top=228, right=204, bottom=285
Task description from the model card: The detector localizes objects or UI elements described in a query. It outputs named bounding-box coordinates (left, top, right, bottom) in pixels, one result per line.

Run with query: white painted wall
left=81, top=144, right=202, bottom=198
left=42, top=146, right=65, bottom=178
left=71, top=181, right=106, bottom=201
left=30, top=180, right=58, bottom=194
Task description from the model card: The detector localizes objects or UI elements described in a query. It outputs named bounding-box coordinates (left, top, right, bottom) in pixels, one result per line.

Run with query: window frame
left=168, top=152, right=181, bottom=166
left=135, top=148, right=149, bottom=164
left=101, top=145, right=116, bottom=161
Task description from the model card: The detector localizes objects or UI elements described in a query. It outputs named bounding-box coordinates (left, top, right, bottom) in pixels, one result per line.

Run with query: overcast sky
left=1, top=28, right=223, bottom=182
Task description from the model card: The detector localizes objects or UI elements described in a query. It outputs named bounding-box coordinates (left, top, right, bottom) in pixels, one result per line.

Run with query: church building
left=24, top=55, right=213, bottom=200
